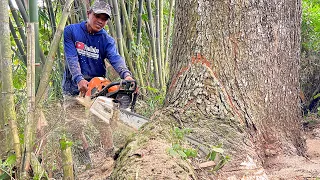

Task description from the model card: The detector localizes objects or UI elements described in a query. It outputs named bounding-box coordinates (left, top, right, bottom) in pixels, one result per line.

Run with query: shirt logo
left=75, top=41, right=99, bottom=59
left=76, top=42, right=85, bottom=50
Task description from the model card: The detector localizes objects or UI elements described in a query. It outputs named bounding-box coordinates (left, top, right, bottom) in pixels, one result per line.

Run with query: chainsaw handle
left=92, top=79, right=137, bottom=99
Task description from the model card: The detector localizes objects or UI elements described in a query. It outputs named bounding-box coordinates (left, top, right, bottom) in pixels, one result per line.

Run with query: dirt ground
left=41, top=102, right=320, bottom=179
left=264, top=116, right=320, bottom=179
left=74, top=117, right=320, bottom=180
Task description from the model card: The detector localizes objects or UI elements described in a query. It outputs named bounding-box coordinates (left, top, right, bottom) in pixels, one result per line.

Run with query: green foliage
left=206, top=143, right=231, bottom=172
left=59, top=135, right=73, bottom=151
left=302, top=0, right=320, bottom=52
left=173, top=127, right=192, bottom=141
left=137, top=86, right=166, bottom=118
left=167, top=143, right=197, bottom=159
left=167, top=127, right=197, bottom=159
left=0, top=154, right=16, bottom=180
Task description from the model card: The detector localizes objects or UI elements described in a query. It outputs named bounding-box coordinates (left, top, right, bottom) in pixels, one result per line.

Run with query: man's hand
left=124, top=75, right=134, bottom=81
left=78, top=79, right=89, bottom=97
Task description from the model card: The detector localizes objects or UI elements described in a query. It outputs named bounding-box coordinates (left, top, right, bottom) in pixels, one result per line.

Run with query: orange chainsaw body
left=85, top=77, right=119, bottom=97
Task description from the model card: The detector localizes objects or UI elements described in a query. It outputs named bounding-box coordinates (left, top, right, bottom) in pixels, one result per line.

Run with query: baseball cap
left=90, top=1, right=112, bottom=19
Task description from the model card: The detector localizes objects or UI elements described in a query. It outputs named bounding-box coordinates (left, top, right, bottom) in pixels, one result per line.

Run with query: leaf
left=177, top=150, right=187, bottom=159
left=0, top=172, right=10, bottom=180
left=207, top=151, right=217, bottom=161
left=184, top=148, right=197, bottom=158
left=314, top=93, right=320, bottom=99
left=168, top=148, right=179, bottom=157
left=60, top=139, right=73, bottom=150
left=211, top=146, right=224, bottom=154
left=141, top=14, right=148, bottom=21
left=3, top=154, right=16, bottom=167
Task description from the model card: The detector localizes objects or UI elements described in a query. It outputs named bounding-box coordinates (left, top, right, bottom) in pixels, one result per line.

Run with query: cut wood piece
left=196, top=161, right=216, bottom=169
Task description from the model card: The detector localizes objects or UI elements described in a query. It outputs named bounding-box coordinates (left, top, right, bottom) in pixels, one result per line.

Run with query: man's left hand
left=125, top=75, right=134, bottom=81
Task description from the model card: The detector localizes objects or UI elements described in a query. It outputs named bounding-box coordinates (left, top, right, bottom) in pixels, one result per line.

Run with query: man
left=62, top=0, right=133, bottom=165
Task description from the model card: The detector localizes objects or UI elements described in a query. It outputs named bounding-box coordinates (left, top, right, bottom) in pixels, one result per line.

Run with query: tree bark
left=113, top=0, right=304, bottom=179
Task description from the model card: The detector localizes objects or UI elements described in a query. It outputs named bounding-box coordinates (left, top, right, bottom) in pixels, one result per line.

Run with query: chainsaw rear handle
left=91, top=79, right=137, bottom=99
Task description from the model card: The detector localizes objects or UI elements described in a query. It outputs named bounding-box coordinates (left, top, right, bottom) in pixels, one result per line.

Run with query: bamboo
left=159, top=0, right=164, bottom=83
left=107, top=0, right=117, bottom=39
left=9, top=19, right=27, bottom=65
left=112, top=0, right=125, bottom=56
left=15, top=0, right=29, bottom=23
left=0, top=44, right=3, bottom=158
left=0, top=0, right=22, bottom=169
left=45, top=0, right=57, bottom=34
left=130, top=0, right=137, bottom=26
left=60, top=138, right=74, bottom=180
left=136, top=0, right=143, bottom=44
left=107, top=21, right=117, bottom=39
left=145, top=0, right=160, bottom=87
left=164, top=0, right=174, bottom=76
left=123, top=43, right=137, bottom=76
left=9, top=0, right=27, bottom=49
left=80, top=0, right=87, bottom=21
left=155, top=0, right=163, bottom=88
left=30, top=153, right=49, bottom=179
left=21, top=22, right=36, bottom=179
left=119, top=0, right=134, bottom=41
left=36, top=0, right=75, bottom=104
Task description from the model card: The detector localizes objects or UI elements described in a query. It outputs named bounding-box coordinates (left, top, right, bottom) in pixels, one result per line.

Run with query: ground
left=41, top=101, right=320, bottom=179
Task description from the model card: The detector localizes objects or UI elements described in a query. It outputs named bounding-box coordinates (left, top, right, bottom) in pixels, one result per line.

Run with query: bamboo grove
left=0, top=0, right=175, bottom=178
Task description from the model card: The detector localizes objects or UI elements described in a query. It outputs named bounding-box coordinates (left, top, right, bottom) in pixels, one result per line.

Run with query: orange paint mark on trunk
left=192, top=53, right=211, bottom=67
left=169, top=65, right=190, bottom=91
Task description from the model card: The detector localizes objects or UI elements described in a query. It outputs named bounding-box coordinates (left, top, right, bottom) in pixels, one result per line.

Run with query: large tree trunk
left=113, top=0, right=305, bottom=179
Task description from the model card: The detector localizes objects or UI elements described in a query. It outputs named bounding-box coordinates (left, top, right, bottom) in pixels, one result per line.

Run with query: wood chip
left=197, top=161, right=216, bottom=169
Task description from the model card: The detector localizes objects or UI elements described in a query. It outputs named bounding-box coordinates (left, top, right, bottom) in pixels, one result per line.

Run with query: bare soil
left=42, top=102, right=320, bottom=179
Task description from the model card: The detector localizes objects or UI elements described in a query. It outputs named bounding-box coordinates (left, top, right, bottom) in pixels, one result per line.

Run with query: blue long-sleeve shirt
left=62, top=21, right=132, bottom=95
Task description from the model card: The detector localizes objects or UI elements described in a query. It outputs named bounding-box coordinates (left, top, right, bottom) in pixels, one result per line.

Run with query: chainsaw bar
left=119, top=108, right=149, bottom=130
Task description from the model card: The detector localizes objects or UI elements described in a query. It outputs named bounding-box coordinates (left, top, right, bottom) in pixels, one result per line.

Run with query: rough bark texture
left=113, top=0, right=304, bottom=179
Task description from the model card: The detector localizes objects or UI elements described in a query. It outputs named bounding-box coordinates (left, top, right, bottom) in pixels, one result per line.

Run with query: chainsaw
left=77, top=77, right=149, bottom=130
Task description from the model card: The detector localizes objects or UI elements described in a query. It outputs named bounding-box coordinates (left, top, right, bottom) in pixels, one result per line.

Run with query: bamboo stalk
left=9, top=19, right=27, bottom=65
left=9, top=0, right=27, bottom=49
left=164, top=0, right=174, bottom=76
left=136, top=0, right=143, bottom=45
left=0, top=0, right=22, bottom=170
left=80, top=0, right=87, bottom=21
left=21, top=22, right=36, bottom=179
left=45, top=0, right=57, bottom=34
left=36, top=0, right=75, bottom=104
left=15, top=0, right=29, bottom=23
left=119, top=0, right=134, bottom=41
left=155, top=0, right=163, bottom=88
left=107, top=0, right=117, bottom=39
left=60, top=138, right=74, bottom=180
left=30, top=153, right=49, bottom=179
left=159, top=0, right=164, bottom=84
left=145, top=0, right=160, bottom=87
left=111, top=0, right=124, bottom=57
left=130, top=0, right=137, bottom=26
left=123, top=43, right=137, bottom=76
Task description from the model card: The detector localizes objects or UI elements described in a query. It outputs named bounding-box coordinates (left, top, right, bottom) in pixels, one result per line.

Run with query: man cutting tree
left=62, top=0, right=133, bottom=167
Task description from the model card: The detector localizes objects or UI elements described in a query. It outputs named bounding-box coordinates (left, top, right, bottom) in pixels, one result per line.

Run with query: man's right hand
left=78, top=79, right=89, bottom=97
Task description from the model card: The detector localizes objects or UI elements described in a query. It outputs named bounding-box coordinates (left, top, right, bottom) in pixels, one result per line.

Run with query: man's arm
left=64, top=26, right=85, bottom=84
left=105, top=37, right=132, bottom=79
left=64, top=26, right=88, bottom=94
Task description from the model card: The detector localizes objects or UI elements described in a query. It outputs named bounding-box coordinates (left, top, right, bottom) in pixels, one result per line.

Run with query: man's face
left=87, top=11, right=109, bottom=33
